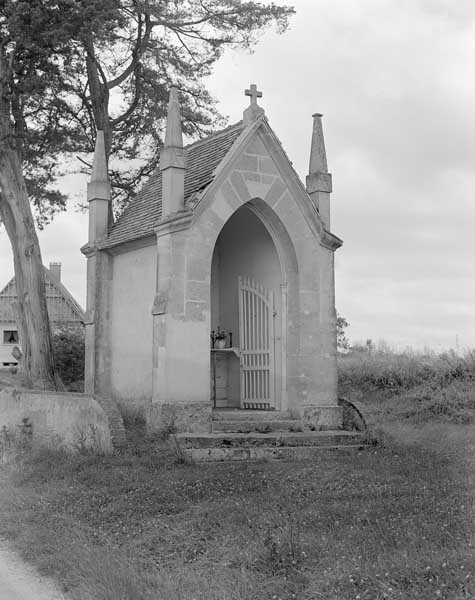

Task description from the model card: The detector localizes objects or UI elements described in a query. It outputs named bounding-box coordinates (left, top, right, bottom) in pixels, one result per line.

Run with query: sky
left=1, top=0, right=474, bottom=351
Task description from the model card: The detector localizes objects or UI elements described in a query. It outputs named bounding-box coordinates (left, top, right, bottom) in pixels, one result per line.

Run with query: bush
left=338, top=346, right=475, bottom=425
left=338, top=347, right=475, bottom=396
left=52, top=325, right=85, bottom=387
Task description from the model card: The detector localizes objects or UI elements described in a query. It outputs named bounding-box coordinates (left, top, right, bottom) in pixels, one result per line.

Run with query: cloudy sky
left=1, top=0, right=474, bottom=351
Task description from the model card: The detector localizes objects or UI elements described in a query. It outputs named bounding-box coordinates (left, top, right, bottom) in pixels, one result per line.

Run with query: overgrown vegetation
left=339, top=346, right=475, bottom=425
left=51, top=326, right=85, bottom=390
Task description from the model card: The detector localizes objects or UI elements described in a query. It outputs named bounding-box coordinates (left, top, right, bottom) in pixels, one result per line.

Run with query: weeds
left=73, top=424, right=104, bottom=454
left=339, top=347, right=475, bottom=425
left=339, top=347, right=475, bottom=394
left=255, top=423, right=273, bottom=434
left=254, top=514, right=306, bottom=578
left=0, top=418, right=33, bottom=463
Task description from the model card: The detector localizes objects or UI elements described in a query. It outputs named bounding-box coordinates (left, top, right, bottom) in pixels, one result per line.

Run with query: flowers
left=214, top=326, right=227, bottom=340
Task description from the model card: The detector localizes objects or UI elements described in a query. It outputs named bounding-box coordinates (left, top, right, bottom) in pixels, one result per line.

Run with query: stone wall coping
left=0, top=388, right=89, bottom=398
left=320, top=229, right=343, bottom=251
left=98, top=233, right=156, bottom=256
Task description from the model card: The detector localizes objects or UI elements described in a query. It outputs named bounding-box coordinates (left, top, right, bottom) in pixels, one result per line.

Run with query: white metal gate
left=238, top=276, right=275, bottom=409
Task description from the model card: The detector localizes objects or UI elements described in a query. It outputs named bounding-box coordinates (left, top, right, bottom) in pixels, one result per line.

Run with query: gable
left=102, top=122, right=245, bottom=249
left=192, top=122, right=322, bottom=235
left=188, top=120, right=342, bottom=254
left=0, top=268, right=85, bottom=325
left=0, top=278, right=16, bottom=322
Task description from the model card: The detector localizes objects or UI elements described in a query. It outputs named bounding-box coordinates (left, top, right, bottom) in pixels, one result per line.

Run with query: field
left=0, top=349, right=475, bottom=600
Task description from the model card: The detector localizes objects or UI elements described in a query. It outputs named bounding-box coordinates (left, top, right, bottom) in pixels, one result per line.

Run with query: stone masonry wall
left=0, top=389, right=113, bottom=452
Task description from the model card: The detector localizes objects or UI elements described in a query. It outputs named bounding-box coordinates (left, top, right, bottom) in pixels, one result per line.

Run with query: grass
left=0, top=348, right=475, bottom=599
left=1, top=424, right=475, bottom=599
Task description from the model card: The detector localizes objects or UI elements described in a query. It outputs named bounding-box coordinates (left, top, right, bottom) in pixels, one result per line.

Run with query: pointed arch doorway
left=210, top=202, right=284, bottom=410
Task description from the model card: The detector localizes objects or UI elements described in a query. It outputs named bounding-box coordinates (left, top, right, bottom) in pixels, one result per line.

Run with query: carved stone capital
left=159, top=147, right=187, bottom=171
left=306, top=172, right=332, bottom=194
left=320, top=229, right=343, bottom=251
left=84, top=309, right=95, bottom=325
left=87, top=181, right=111, bottom=202
left=152, top=291, right=168, bottom=315
left=80, top=243, right=98, bottom=258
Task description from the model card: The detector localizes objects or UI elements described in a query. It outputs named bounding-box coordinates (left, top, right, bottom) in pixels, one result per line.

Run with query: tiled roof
left=103, top=121, right=245, bottom=249
left=0, top=267, right=84, bottom=324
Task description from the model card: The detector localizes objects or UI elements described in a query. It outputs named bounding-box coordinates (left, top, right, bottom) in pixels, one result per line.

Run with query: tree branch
left=107, top=15, right=152, bottom=90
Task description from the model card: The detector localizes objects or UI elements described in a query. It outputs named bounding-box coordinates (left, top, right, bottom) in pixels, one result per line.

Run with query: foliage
left=0, top=418, right=32, bottom=463
left=339, top=346, right=475, bottom=393
left=338, top=345, right=475, bottom=425
left=51, top=326, right=85, bottom=387
left=0, top=0, right=295, bottom=224
left=336, top=312, right=349, bottom=350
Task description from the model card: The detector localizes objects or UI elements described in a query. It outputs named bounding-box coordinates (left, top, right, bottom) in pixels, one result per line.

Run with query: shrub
left=338, top=347, right=475, bottom=396
left=52, top=325, right=85, bottom=387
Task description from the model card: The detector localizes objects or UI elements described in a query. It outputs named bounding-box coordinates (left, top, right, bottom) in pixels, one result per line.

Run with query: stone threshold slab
left=177, top=430, right=367, bottom=448
left=187, top=444, right=372, bottom=462
left=212, top=409, right=292, bottom=421
left=212, top=419, right=301, bottom=432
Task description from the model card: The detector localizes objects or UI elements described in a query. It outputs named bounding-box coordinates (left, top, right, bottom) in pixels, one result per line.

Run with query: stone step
left=212, top=409, right=292, bottom=422
left=177, top=430, right=367, bottom=449
left=212, top=419, right=302, bottom=433
left=187, top=444, right=370, bottom=463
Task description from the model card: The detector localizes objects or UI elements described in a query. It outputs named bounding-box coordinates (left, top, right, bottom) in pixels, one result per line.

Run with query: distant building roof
left=102, top=121, right=245, bottom=249
left=0, top=265, right=84, bottom=325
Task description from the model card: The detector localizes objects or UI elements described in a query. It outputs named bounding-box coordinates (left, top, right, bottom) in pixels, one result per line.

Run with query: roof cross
left=245, top=84, right=262, bottom=106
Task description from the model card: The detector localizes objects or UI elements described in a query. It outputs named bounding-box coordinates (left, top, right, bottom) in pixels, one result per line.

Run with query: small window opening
left=3, top=330, right=19, bottom=344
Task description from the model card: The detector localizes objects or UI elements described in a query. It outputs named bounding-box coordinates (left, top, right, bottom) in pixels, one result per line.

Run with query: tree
left=52, top=325, right=85, bottom=389
left=0, top=1, right=79, bottom=388
left=336, top=312, right=350, bottom=351
left=0, top=0, right=294, bottom=388
left=61, top=0, right=295, bottom=208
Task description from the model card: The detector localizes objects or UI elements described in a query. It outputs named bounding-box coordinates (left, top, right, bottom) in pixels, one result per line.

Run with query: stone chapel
left=82, top=85, right=343, bottom=432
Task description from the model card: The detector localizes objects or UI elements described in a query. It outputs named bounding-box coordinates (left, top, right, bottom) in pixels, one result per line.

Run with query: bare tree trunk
left=0, top=43, right=61, bottom=390
left=85, top=37, right=112, bottom=156
left=0, top=151, right=59, bottom=390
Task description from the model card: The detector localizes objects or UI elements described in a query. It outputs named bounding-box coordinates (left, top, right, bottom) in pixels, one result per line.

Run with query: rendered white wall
left=110, top=244, right=156, bottom=405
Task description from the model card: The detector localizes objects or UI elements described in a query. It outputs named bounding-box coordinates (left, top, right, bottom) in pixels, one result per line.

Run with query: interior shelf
left=211, top=347, right=240, bottom=357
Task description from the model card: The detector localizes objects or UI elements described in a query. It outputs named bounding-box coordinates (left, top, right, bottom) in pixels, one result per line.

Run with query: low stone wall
left=0, top=389, right=112, bottom=452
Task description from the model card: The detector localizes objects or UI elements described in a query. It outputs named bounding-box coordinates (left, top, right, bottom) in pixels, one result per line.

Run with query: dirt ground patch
left=0, top=542, right=66, bottom=600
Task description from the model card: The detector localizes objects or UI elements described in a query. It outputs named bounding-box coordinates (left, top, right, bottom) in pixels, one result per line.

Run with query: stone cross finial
left=243, top=83, right=264, bottom=125
left=245, top=84, right=262, bottom=106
